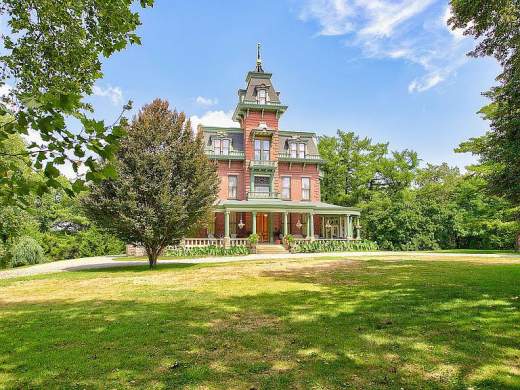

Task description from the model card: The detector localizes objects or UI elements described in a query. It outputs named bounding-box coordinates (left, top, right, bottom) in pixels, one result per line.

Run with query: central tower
left=232, top=44, right=288, bottom=197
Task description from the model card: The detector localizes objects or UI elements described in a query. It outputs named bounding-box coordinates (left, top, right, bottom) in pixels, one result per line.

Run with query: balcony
left=249, top=160, right=277, bottom=170
left=247, top=191, right=280, bottom=200
left=278, top=153, right=324, bottom=164
left=205, top=149, right=245, bottom=160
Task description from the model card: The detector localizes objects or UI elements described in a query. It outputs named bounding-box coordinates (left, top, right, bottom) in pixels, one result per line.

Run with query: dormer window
left=289, top=142, right=306, bottom=158
left=213, top=138, right=230, bottom=155
left=257, top=88, right=267, bottom=104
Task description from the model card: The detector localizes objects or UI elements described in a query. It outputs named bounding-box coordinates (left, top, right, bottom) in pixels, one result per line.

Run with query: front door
left=256, top=213, right=269, bottom=242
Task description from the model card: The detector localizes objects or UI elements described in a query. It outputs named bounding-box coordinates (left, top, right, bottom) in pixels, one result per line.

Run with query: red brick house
left=195, top=48, right=361, bottom=247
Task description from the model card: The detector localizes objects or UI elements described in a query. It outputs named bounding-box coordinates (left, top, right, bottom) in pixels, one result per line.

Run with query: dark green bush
left=9, top=236, right=46, bottom=267
left=295, top=240, right=378, bottom=253
left=39, top=228, right=124, bottom=261
left=165, top=245, right=249, bottom=257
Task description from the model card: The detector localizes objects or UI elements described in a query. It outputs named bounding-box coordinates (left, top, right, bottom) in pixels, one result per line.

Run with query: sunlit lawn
left=0, top=256, right=519, bottom=389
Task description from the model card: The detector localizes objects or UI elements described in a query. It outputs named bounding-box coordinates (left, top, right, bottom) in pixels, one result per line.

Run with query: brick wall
left=240, top=111, right=279, bottom=193
left=216, top=160, right=246, bottom=200
left=278, top=162, right=321, bottom=202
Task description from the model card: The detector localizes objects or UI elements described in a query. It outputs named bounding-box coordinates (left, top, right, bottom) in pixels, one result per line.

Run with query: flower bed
left=164, top=245, right=249, bottom=257
left=294, top=240, right=378, bottom=253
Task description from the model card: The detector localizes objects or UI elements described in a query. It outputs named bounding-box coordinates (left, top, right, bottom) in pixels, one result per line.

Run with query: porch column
left=346, top=215, right=352, bottom=239
left=309, top=213, right=315, bottom=241
left=355, top=216, right=361, bottom=240
left=224, top=211, right=230, bottom=248
left=252, top=211, right=257, bottom=234
left=283, top=212, right=288, bottom=236
left=339, top=216, right=343, bottom=238
left=344, top=215, right=348, bottom=238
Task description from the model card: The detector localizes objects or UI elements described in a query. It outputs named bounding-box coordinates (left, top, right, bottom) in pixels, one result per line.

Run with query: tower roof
left=232, top=44, right=287, bottom=122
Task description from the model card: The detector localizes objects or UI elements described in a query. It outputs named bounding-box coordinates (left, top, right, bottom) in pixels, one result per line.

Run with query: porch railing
left=230, top=238, right=249, bottom=247
left=181, top=238, right=224, bottom=248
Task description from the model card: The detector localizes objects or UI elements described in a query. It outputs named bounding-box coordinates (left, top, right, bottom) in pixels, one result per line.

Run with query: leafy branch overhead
left=0, top=0, right=154, bottom=204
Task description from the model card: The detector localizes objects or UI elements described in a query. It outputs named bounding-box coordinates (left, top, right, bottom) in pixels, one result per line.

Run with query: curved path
left=1, top=251, right=519, bottom=280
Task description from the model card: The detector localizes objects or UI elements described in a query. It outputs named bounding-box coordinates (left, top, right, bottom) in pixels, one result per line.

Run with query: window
left=289, top=142, right=306, bottom=158
left=222, top=139, right=229, bottom=155
left=258, top=89, right=267, bottom=104
left=228, top=176, right=237, bottom=199
left=301, top=177, right=311, bottom=200
left=298, top=143, right=306, bottom=158
left=281, top=177, right=291, bottom=200
left=290, top=143, right=297, bottom=158
left=254, top=176, right=270, bottom=194
left=254, top=139, right=270, bottom=160
left=213, top=138, right=230, bottom=155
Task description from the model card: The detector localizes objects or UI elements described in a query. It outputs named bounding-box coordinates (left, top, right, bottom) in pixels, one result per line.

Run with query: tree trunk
left=147, top=248, right=158, bottom=269
left=516, top=231, right=520, bottom=252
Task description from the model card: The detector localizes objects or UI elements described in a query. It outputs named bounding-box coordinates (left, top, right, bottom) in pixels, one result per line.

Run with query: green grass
left=430, top=249, right=519, bottom=254
left=0, top=256, right=519, bottom=389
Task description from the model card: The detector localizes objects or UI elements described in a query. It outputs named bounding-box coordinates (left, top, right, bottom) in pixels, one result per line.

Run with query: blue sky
left=89, top=0, right=499, bottom=169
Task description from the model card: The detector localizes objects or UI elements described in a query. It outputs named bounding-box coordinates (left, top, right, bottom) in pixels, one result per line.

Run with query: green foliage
left=9, top=236, right=45, bottom=267
left=319, top=133, right=520, bottom=250
left=449, top=0, right=520, bottom=248
left=39, top=229, right=124, bottom=261
left=283, top=234, right=295, bottom=245
left=295, top=240, right=378, bottom=253
left=318, top=130, right=418, bottom=206
left=83, top=99, right=220, bottom=268
left=0, top=0, right=153, bottom=202
left=164, top=245, right=249, bottom=257
left=248, top=234, right=260, bottom=245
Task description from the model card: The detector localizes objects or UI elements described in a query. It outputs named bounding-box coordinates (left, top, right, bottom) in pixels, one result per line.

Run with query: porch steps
left=255, top=244, right=289, bottom=254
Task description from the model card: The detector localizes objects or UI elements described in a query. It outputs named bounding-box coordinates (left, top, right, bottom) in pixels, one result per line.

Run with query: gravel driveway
left=1, top=251, right=519, bottom=280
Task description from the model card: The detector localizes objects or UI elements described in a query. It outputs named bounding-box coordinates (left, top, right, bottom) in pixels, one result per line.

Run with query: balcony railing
left=278, top=153, right=324, bottom=164
left=249, top=160, right=277, bottom=170
left=247, top=191, right=280, bottom=200
left=205, top=149, right=245, bottom=160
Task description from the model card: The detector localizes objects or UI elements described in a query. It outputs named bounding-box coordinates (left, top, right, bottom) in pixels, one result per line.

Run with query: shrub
left=295, top=240, right=378, bottom=253
left=248, top=234, right=259, bottom=246
left=283, top=234, right=295, bottom=246
left=164, top=245, right=249, bottom=257
left=9, top=236, right=46, bottom=267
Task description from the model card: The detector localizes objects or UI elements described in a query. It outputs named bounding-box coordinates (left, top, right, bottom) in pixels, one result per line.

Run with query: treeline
left=318, top=131, right=519, bottom=251
left=0, top=135, right=124, bottom=268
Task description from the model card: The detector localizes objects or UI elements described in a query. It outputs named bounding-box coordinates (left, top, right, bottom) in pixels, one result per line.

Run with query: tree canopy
left=0, top=0, right=153, bottom=204
left=83, top=99, right=219, bottom=268
left=448, top=0, right=520, bottom=248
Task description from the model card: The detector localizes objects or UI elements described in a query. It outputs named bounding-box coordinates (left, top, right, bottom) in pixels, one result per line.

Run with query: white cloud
left=190, top=110, right=239, bottom=132
left=195, top=96, right=218, bottom=106
left=441, top=5, right=465, bottom=40
left=92, top=84, right=123, bottom=105
left=299, top=0, right=474, bottom=93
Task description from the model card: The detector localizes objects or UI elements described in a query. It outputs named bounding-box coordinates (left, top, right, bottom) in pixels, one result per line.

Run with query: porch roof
left=213, top=199, right=360, bottom=215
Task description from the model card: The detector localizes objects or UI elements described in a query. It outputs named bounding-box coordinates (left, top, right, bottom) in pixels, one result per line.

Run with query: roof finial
left=255, top=43, right=264, bottom=72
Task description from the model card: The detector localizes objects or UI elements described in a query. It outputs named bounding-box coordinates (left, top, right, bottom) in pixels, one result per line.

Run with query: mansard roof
left=199, top=126, right=320, bottom=157
left=200, top=126, right=244, bottom=152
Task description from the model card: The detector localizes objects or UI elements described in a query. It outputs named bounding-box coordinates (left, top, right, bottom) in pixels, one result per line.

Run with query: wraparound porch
left=195, top=199, right=362, bottom=247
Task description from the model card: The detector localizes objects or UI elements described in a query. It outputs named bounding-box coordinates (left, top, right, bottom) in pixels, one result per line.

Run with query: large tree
left=449, top=0, right=520, bottom=248
left=83, top=99, right=219, bottom=268
left=0, top=0, right=153, bottom=204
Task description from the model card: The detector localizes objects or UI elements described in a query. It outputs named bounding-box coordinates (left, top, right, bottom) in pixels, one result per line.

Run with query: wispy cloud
left=92, top=84, right=123, bottom=105
left=190, top=110, right=238, bottom=132
left=299, top=0, right=473, bottom=93
left=195, top=96, right=219, bottom=107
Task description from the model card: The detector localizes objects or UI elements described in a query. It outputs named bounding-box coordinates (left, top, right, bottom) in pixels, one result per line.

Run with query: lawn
left=0, top=256, right=519, bottom=389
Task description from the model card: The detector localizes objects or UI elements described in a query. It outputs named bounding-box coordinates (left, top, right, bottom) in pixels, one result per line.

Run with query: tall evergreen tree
left=83, top=99, right=219, bottom=268
left=449, top=0, right=520, bottom=249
